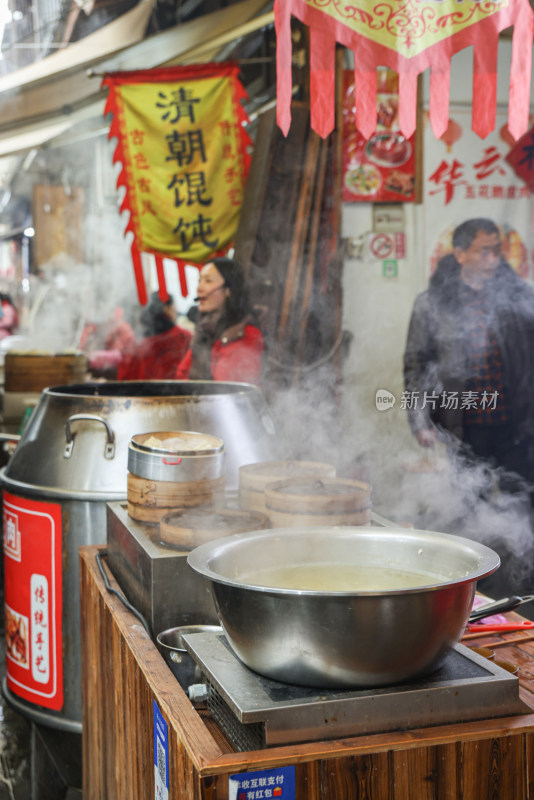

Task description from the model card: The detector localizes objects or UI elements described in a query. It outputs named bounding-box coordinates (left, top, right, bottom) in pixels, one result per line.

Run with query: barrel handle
left=64, top=414, right=116, bottom=460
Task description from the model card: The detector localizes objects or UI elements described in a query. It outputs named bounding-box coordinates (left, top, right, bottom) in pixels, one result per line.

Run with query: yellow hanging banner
left=103, top=64, right=251, bottom=302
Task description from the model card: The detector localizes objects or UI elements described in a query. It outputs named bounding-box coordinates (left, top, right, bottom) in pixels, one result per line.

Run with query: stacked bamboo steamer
left=127, top=431, right=225, bottom=523
left=4, top=352, right=87, bottom=392
left=264, top=477, right=372, bottom=527
left=238, top=460, right=337, bottom=513
left=159, top=507, right=269, bottom=550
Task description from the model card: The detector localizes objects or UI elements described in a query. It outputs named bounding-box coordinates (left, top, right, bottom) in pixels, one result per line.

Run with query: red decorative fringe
left=274, top=0, right=534, bottom=142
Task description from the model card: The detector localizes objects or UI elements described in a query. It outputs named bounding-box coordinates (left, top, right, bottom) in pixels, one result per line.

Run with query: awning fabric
left=0, top=0, right=270, bottom=136
left=0, top=102, right=107, bottom=158
left=0, top=120, right=72, bottom=159
left=0, top=0, right=154, bottom=95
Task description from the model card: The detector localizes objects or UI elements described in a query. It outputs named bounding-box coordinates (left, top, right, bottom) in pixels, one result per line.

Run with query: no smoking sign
left=367, top=232, right=406, bottom=261
left=369, top=233, right=394, bottom=259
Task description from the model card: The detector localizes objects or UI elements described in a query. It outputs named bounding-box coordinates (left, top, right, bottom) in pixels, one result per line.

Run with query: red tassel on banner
left=398, top=72, right=418, bottom=140
left=274, top=0, right=533, bottom=142
left=509, top=1, right=534, bottom=140
left=275, top=0, right=293, bottom=136
left=354, top=67, right=377, bottom=140
left=176, top=262, right=189, bottom=297
left=429, top=65, right=451, bottom=141
left=472, top=33, right=499, bottom=139
left=154, top=255, right=169, bottom=302
left=309, top=27, right=336, bottom=138
left=130, top=244, right=148, bottom=305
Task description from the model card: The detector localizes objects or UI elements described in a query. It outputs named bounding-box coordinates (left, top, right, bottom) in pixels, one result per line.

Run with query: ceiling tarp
left=0, top=0, right=272, bottom=135
left=0, top=100, right=106, bottom=159
left=0, top=119, right=73, bottom=159
left=0, top=0, right=154, bottom=94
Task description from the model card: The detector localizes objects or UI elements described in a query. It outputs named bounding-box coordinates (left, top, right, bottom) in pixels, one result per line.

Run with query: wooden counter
left=80, top=545, right=534, bottom=799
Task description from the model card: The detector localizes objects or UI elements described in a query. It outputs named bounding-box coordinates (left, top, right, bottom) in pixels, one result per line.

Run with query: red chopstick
left=467, top=620, right=534, bottom=632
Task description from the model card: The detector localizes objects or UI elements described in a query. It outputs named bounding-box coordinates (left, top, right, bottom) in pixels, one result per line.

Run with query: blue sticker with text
left=153, top=700, right=169, bottom=800
left=229, top=766, right=295, bottom=800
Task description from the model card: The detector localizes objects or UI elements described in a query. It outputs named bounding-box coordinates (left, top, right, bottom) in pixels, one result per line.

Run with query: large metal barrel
left=1, top=380, right=286, bottom=732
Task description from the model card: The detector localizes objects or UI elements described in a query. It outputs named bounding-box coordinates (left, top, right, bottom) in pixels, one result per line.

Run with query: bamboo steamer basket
left=239, top=460, right=336, bottom=513
left=159, top=507, right=269, bottom=550
left=127, top=430, right=225, bottom=524
left=265, top=477, right=372, bottom=528
left=4, top=352, right=87, bottom=392
left=127, top=474, right=225, bottom=523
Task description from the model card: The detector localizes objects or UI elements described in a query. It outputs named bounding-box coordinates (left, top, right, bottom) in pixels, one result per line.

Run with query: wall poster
left=342, top=68, right=417, bottom=203
left=423, top=110, right=533, bottom=283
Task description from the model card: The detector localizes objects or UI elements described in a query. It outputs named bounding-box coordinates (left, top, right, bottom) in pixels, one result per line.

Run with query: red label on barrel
left=3, top=492, right=63, bottom=710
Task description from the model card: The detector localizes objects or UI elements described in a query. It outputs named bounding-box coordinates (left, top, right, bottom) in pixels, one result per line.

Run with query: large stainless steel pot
left=5, top=380, right=283, bottom=492
left=187, top=526, right=500, bottom=689
left=2, top=380, right=286, bottom=732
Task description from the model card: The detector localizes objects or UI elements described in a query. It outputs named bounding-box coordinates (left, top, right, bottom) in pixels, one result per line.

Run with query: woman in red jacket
left=176, top=257, right=263, bottom=385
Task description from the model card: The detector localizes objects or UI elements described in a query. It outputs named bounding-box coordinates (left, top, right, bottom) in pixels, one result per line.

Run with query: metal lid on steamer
left=128, top=430, right=225, bottom=482
left=130, top=431, right=224, bottom=456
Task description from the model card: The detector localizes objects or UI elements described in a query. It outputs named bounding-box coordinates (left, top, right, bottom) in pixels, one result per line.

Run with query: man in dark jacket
left=403, top=217, right=534, bottom=489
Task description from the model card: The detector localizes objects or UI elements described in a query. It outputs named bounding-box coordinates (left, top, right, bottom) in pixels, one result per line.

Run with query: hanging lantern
left=440, top=119, right=463, bottom=154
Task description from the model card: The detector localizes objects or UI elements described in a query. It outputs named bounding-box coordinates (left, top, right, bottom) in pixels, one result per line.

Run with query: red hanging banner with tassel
left=102, top=64, right=251, bottom=304
left=275, top=0, right=534, bottom=143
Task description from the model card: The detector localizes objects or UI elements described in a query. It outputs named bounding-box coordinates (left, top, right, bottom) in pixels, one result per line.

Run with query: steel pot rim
left=43, top=379, right=259, bottom=398
left=156, top=624, right=223, bottom=652
left=187, top=526, right=500, bottom=597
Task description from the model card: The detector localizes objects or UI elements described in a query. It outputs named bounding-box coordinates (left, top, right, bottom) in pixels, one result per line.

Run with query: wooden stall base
left=81, top=545, right=534, bottom=799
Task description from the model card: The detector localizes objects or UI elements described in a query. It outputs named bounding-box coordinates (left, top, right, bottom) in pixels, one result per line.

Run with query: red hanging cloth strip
left=397, top=71, right=418, bottom=140
left=352, top=67, right=377, bottom=141
left=509, top=0, right=534, bottom=140
left=309, top=27, right=337, bottom=138
left=154, top=255, right=169, bottom=302
left=429, top=63, right=451, bottom=141
left=130, top=244, right=148, bottom=306
left=275, top=0, right=293, bottom=136
left=176, top=261, right=189, bottom=298
left=472, top=29, right=499, bottom=139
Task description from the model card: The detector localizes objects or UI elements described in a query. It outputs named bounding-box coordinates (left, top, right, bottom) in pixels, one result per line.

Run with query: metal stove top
left=183, top=632, right=530, bottom=750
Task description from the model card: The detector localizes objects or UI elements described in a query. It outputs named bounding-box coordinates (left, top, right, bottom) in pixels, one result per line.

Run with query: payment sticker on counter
left=229, top=766, right=295, bottom=800
left=153, top=700, right=169, bottom=800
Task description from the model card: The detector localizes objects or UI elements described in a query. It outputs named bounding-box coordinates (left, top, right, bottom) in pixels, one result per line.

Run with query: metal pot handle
left=64, top=414, right=115, bottom=459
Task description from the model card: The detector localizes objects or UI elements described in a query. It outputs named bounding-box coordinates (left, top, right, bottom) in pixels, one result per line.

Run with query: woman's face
left=197, top=263, right=230, bottom=314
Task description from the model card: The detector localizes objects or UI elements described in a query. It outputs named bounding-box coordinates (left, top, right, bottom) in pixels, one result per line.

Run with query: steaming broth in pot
left=240, top=564, right=449, bottom=592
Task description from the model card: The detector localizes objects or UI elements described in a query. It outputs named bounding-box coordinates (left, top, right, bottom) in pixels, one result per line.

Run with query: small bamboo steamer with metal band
left=265, top=477, right=372, bottom=528
left=238, top=460, right=336, bottom=513
left=159, top=507, right=269, bottom=550
left=128, top=430, right=225, bottom=482
left=127, top=430, right=225, bottom=524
